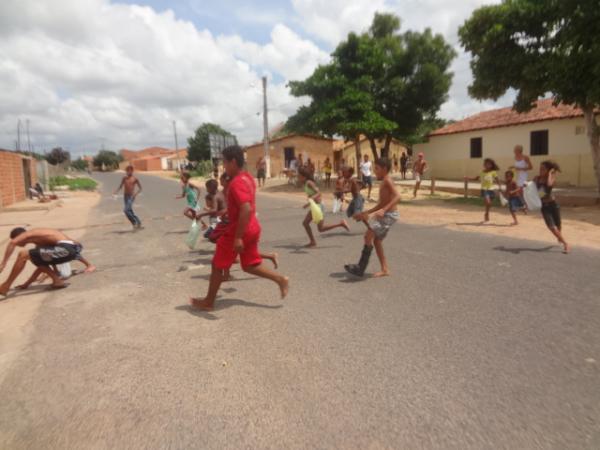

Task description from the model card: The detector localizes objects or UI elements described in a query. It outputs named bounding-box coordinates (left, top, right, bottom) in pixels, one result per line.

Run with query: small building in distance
left=0, top=149, right=38, bottom=208
left=413, top=98, right=599, bottom=187
left=244, top=134, right=340, bottom=177
left=339, top=137, right=408, bottom=173
left=120, top=147, right=188, bottom=171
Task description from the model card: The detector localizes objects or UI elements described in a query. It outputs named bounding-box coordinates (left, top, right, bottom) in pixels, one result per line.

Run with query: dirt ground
left=0, top=191, right=100, bottom=383
left=260, top=182, right=600, bottom=251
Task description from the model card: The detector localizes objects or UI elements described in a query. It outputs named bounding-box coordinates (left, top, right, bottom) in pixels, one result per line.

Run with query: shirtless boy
left=114, top=165, right=143, bottom=229
left=0, top=228, right=96, bottom=296
left=412, top=152, right=428, bottom=198
left=189, top=145, right=288, bottom=311
left=345, top=158, right=400, bottom=278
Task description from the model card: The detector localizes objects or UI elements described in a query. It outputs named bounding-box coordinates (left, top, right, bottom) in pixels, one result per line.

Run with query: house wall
left=132, top=157, right=163, bottom=172
left=245, top=136, right=337, bottom=176
left=0, top=150, right=37, bottom=208
left=413, top=117, right=596, bottom=187
left=341, top=139, right=408, bottom=173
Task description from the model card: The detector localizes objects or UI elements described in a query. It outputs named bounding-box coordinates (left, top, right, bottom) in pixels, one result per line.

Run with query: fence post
left=464, top=179, right=468, bottom=198
left=430, top=177, right=436, bottom=196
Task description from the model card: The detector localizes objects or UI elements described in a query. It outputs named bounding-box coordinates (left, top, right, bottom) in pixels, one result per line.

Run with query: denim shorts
left=508, top=197, right=524, bottom=212
left=481, top=189, right=495, bottom=200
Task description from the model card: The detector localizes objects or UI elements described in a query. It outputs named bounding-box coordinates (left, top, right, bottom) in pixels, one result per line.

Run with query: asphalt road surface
left=1, top=172, right=599, bottom=449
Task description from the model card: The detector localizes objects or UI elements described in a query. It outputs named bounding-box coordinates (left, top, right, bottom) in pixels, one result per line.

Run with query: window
left=284, top=147, right=295, bottom=168
left=470, top=137, right=482, bottom=158
left=530, top=130, right=549, bottom=155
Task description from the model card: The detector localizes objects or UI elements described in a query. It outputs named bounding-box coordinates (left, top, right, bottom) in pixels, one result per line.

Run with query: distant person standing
left=360, top=154, right=373, bottom=200
left=323, top=157, right=333, bottom=188
left=509, top=144, right=532, bottom=211
left=256, top=156, right=267, bottom=187
left=400, top=152, right=408, bottom=180
left=393, top=154, right=399, bottom=173
left=412, top=152, right=428, bottom=198
left=114, top=165, right=143, bottom=230
left=306, top=157, right=316, bottom=176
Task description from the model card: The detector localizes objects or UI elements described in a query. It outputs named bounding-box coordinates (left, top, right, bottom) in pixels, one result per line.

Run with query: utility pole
left=17, top=119, right=22, bottom=151
left=172, top=120, right=180, bottom=172
left=26, top=119, right=31, bottom=152
left=262, top=75, right=270, bottom=178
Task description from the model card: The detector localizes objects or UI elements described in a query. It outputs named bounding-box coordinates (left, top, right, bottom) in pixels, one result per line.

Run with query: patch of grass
left=49, top=176, right=98, bottom=191
left=443, top=196, right=501, bottom=207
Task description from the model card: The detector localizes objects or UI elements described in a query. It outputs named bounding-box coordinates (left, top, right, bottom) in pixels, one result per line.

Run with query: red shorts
left=213, top=230, right=262, bottom=270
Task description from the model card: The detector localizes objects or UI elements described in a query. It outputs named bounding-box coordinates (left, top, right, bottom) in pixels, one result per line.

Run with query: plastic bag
left=309, top=199, right=323, bottom=224
left=186, top=220, right=201, bottom=249
left=523, top=181, right=542, bottom=211
left=332, top=198, right=341, bottom=214
left=499, top=191, right=508, bottom=207
left=57, top=263, right=72, bottom=279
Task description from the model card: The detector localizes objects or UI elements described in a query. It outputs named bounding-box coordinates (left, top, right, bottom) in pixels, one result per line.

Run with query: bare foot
left=563, top=243, right=570, bottom=254
left=84, top=265, right=97, bottom=274
left=278, top=276, right=289, bottom=299
left=48, top=282, right=68, bottom=290
left=304, top=242, right=317, bottom=248
left=189, top=297, right=215, bottom=311
left=0, top=283, right=10, bottom=296
left=16, top=284, right=30, bottom=290
left=341, top=220, right=350, bottom=232
left=373, top=271, right=390, bottom=278
left=511, top=222, right=518, bottom=226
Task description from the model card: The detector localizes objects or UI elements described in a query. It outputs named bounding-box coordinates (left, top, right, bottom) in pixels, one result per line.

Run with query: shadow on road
left=329, top=272, right=369, bottom=283
left=456, top=222, right=514, bottom=228
left=106, top=229, right=136, bottom=235
left=493, top=245, right=556, bottom=254
left=175, top=299, right=283, bottom=319
left=0, top=284, right=49, bottom=301
left=164, top=230, right=188, bottom=235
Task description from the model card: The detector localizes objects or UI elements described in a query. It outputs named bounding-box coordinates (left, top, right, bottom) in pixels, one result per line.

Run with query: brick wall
left=0, top=150, right=36, bottom=208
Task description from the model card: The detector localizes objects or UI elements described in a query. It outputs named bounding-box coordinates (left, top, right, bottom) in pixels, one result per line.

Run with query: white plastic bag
left=499, top=191, right=508, bottom=207
left=332, top=198, right=341, bottom=214
left=57, top=263, right=72, bottom=279
left=186, top=220, right=201, bottom=249
left=523, top=181, right=542, bottom=211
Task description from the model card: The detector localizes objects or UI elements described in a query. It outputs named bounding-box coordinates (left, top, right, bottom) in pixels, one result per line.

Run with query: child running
left=345, top=158, right=400, bottom=278
left=333, top=170, right=346, bottom=213
left=503, top=170, right=524, bottom=225
left=534, top=161, right=570, bottom=254
left=343, top=167, right=365, bottom=222
left=176, top=172, right=206, bottom=229
left=189, top=145, right=288, bottom=311
left=113, top=165, right=143, bottom=230
left=298, top=167, right=349, bottom=248
left=464, top=158, right=501, bottom=223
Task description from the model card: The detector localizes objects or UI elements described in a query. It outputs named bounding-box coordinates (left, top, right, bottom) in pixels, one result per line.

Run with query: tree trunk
left=368, top=138, right=379, bottom=161
left=583, top=106, right=600, bottom=196
left=382, top=134, right=392, bottom=159
left=354, top=136, right=361, bottom=177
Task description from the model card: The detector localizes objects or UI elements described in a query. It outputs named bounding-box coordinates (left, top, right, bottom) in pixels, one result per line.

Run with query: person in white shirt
left=359, top=154, right=373, bottom=200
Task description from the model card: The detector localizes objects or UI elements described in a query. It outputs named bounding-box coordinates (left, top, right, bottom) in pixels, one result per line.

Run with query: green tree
left=93, top=150, right=121, bottom=171
left=71, top=158, right=89, bottom=171
left=288, top=12, right=455, bottom=162
left=46, top=147, right=70, bottom=165
left=187, top=123, right=236, bottom=162
left=459, top=0, right=600, bottom=193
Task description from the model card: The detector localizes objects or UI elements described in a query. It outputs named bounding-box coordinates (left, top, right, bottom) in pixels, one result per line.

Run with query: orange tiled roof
left=429, top=99, right=585, bottom=137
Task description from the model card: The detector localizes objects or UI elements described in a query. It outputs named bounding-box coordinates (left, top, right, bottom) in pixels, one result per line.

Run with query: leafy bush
left=49, top=176, right=97, bottom=191
left=191, top=160, right=214, bottom=178
left=71, top=158, right=89, bottom=171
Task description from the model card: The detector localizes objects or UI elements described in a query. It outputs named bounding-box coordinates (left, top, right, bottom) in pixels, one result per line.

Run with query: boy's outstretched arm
left=113, top=178, right=124, bottom=195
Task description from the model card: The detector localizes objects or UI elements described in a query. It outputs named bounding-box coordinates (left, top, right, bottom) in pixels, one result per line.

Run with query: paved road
left=1, top=172, right=599, bottom=449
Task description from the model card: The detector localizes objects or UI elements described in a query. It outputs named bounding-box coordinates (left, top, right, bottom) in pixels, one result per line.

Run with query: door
left=22, top=159, right=32, bottom=198
left=284, top=147, right=295, bottom=168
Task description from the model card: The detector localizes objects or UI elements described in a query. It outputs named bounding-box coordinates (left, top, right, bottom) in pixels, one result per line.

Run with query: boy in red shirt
left=190, top=146, right=289, bottom=311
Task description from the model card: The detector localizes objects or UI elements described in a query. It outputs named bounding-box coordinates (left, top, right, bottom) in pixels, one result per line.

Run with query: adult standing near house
left=256, top=156, right=267, bottom=187
left=400, top=152, right=408, bottom=180
left=509, top=145, right=533, bottom=211
left=360, top=154, right=374, bottom=200
left=412, top=152, right=428, bottom=198
left=323, top=157, right=333, bottom=188
left=306, top=158, right=316, bottom=177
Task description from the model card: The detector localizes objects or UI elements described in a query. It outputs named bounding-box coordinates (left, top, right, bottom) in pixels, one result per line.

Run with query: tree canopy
left=287, top=12, right=456, bottom=160
left=459, top=0, right=600, bottom=192
left=187, top=123, right=236, bottom=162
left=93, top=150, right=121, bottom=171
left=45, top=147, right=70, bottom=165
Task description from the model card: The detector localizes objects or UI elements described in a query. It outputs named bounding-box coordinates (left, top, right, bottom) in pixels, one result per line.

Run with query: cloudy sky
left=0, top=0, right=514, bottom=157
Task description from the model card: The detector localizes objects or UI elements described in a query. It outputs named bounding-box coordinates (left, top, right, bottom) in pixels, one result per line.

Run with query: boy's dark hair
left=541, top=160, right=561, bottom=173
left=205, top=179, right=218, bottom=190
left=10, top=227, right=26, bottom=239
left=483, top=158, right=499, bottom=171
left=126, top=165, right=134, bottom=171
left=343, top=166, right=354, bottom=176
left=298, top=167, right=314, bottom=182
left=222, top=145, right=245, bottom=168
left=375, top=157, right=391, bottom=172
left=181, top=172, right=191, bottom=181
left=505, top=170, right=513, bottom=178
